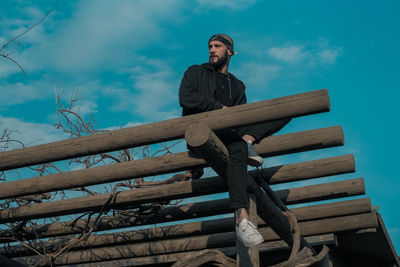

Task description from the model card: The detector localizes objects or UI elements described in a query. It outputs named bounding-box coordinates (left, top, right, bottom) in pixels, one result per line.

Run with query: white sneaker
left=235, top=218, right=264, bottom=247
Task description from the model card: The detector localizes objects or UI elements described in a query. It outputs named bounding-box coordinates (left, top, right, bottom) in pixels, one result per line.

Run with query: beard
left=209, top=50, right=229, bottom=70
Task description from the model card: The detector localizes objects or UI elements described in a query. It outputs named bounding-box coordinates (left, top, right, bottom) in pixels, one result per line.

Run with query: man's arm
left=179, top=66, right=223, bottom=113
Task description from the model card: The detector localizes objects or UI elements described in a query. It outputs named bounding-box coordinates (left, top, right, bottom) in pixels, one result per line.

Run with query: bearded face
left=209, top=49, right=229, bottom=70
left=208, top=40, right=230, bottom=71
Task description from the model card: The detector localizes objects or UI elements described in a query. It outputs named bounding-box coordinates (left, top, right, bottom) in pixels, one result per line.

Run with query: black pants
left=215, top=118, right=291, bottom=210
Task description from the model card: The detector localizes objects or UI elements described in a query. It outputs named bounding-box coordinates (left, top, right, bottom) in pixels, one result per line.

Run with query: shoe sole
left=247, top=156, right=263, bottom=167
left=243, top=238, right=264, bottom=247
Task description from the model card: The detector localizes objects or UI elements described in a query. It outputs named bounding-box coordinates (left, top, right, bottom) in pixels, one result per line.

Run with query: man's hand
left=242, top=134, right=256, bottom=144
left=222, top=105, right=229, bottom=109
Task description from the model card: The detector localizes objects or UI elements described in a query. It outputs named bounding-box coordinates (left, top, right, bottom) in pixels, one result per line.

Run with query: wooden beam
left=53, top=234, right=337, bottom=267
left=259, top=154, right=354, bottom=185
left=0, top=126, right=343, bottom=200
left=0, top=89, right=330, bottom=171
left=281, top=178, right=365, bottom=205
left=13, top=213, right=377, bottom=266
left=0, top=198, right=371, bottom=256
left=0, top=255, right=26, bottom=267
left=0, top=175, right=365, bottom=224
left=259, top=234, right=337, bottom=253
left=172, top=249, right=236, bottom=267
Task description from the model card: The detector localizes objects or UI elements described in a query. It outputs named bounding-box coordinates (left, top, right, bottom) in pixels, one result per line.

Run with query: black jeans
left=216, top=118, right=291, bottom=210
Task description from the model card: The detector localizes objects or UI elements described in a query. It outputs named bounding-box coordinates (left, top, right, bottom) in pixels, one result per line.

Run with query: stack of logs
left=0, top=89, right=377, bottom=266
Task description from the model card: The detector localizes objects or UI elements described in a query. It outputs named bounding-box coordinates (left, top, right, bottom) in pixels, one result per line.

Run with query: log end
left=185, top=122, right=211, bottom=147
left=331, top=126, right=345, bottom=146
left=347, top=154, right=356, bottom=172
left=321, top=88, right=331, bottom=112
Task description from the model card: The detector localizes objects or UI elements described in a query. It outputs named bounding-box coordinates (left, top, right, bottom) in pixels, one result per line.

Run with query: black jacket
left=179, top=63, right=246, bottom=116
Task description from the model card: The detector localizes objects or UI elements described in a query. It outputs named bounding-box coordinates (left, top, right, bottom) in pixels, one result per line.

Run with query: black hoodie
left=179, top=63, right=246, bottom=116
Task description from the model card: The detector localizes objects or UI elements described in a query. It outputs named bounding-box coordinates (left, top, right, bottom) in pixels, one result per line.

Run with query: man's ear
left=227, top=50, right=232, bottom=56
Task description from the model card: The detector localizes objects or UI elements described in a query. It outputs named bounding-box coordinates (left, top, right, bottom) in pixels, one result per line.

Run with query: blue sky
left=1, top=0, right=399, bottom=254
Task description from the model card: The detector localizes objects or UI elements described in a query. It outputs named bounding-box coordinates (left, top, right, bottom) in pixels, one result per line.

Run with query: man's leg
left=238, top=118, right=292, bottom=166
left=224, top=137, right=249, bottom=211
left=238, top=118, right=292, bottom=143
left=215, top=129, right=264, bottom=247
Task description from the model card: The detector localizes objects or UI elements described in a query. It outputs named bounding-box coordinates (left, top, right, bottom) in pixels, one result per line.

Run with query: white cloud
left=0, top=60, right=23, bottom=78
left=232, top=62, right=281, bottom=93
left=102, top=86, right=133, bottom=113
left=196, top=0, right=259, bottom=10
left=269, top=45, right=310, bottom=64
left=128, top=58, right=180, bottom=121
left=0, top=5, right=50, bottom=76
left=0, top=116, right=65, bottom=148
left=46, top=56, right=181, bottom=123
left=268, top=39, right=343, bottom=66
left=26, top=0, right=182, bottom=73
left=72, top=99, right=98, bottom=116
left=0, top=36, right=7, bottom=45
left=68, top=58, right=181, bottom=122
left=0, top=5, right=46, bottom=42
left=1, top=0, right=184, bottom=76
left=0, top=81, right=52, bottom=106
left=52, top=82, right=100, bottom=116
left=318, top=47, right=343, bottom=64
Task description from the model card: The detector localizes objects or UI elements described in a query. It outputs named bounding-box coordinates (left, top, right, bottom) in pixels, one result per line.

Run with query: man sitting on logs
left=179, top=33, right=290, bottom=247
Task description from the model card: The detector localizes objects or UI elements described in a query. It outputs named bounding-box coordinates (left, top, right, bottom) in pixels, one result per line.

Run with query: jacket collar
left=201, top=62, right=237, bottom=79
left=201, top=62, right=215, bottom=71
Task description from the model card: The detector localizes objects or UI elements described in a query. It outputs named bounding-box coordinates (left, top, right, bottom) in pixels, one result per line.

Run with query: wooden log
left=0, top=89, right=330, bottom=171
left=14, top=213, right=377, bottom=266
left=171, top=249, right=236, bottom=267
left=0, top=175, right=365, bottom=224
left=258, top=234, right=337, bottom=253
left=57, top=234, right=337, bottom=267
left=259, top=154, right=354, bottom=185
left=0, top=126, right=344, bottom=200
left=281, top=178, right=365, bottom=205
left=0, top=255, right=26, bottom=267
left=0, top=198, right=371, bottom=257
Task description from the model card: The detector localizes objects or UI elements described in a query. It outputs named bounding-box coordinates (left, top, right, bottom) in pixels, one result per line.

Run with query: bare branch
left=0, top=2, right=57, bottom=52
left=0, top=1, right=58, bottom=77
left=0, top=90, right=184, bottom=264
left=0, top=54, right=27, bottom=77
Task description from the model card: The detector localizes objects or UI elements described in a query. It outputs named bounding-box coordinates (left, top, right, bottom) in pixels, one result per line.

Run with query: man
left=179, top=34, right=290, bottom=247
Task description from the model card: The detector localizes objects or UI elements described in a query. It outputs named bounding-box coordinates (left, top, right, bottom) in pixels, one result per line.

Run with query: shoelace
left=240, top=221, right=259, bottom=237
